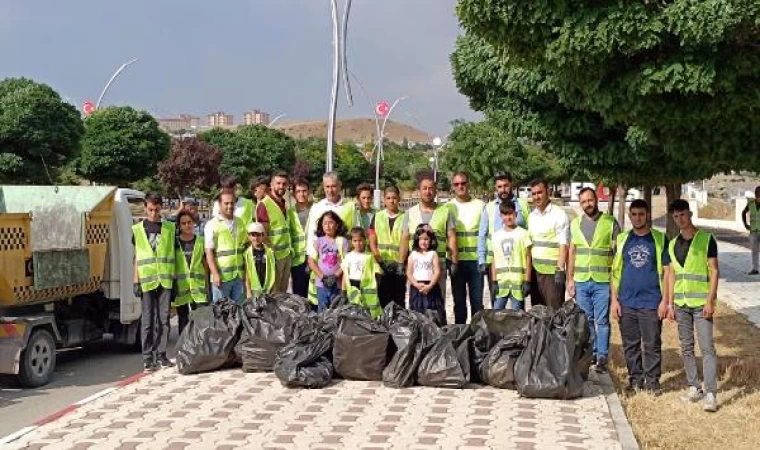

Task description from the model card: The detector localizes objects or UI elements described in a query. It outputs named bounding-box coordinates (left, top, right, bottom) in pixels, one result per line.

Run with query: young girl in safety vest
left=307, top=211, right=348, bottom=312
left=244, top=222, right=276, bottom=300
left=407, top=224, right=445, bottom=324
left=342, top=227, right=383, bottom=318
left=174, top=210, right=209, bottom=336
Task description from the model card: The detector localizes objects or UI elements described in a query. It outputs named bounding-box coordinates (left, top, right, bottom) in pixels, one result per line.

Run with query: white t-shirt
left=491, top=227, right=532, bottom=267
left=528, top=202, right=570, bottom=245
left=204, top=216, right=238, bottom=250
left=343, top=251, right=368, bottom=281
left=410, top=250, right=436, bottom=282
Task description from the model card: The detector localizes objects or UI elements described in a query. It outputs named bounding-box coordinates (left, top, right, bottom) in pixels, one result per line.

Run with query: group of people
left=132, top=169, right=722, bottom=412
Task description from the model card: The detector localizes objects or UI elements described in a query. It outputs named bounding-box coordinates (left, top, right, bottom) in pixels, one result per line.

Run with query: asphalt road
left=0, top=329, right=179, bottom=438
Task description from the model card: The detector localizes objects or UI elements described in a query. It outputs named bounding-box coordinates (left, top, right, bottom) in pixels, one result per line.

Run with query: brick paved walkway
left=6, top=277, right=633, bottom=450
left=7, top=368, right=623, bottom=450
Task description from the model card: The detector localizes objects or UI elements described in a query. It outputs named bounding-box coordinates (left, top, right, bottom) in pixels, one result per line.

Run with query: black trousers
left=620, top=306, right=662, bottom=389
left=141, top=286, right=171, bottom=362
left=531, top=271, right=565, bottom=310
left=290, top=262, right=310, bottom=299
left=378, top=272, right=407, bottom=309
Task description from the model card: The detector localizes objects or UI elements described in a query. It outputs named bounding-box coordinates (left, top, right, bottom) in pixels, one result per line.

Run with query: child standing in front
left=491, top=200, right=532, bottom=311
left=342, top=227, right=383, bottom=318
left=307, top=211, right=348, bottom=312
left=244, top=222, right=276, bottom=300
left=407, top=225, right=445, bottom=324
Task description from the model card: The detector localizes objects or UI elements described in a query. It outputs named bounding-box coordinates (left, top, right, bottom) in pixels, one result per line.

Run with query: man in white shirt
left=305, top=172, right=358, bottom=259
left=528, top=179, right=570, bottom=309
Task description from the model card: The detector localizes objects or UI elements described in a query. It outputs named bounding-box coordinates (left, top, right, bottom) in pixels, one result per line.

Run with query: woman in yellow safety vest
left=369, top=186, right=406, bottom=308
left=174, top=210, right=209, bottom=335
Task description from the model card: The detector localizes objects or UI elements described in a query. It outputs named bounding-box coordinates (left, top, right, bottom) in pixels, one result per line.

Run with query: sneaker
left=143, top=361, right=157, bottom=373
left=594, top=356, right=608, bottom=374
left=157, top=357, right=175, bottom=369
left=625, top=382, right=643, bottom=394
left=643, top=385, right=663, bottom=397
left=680, top=386, right=704, bottom=403
left=749, top=270, right=759, bottom=275
left=703, top=393, right=718, bottom=412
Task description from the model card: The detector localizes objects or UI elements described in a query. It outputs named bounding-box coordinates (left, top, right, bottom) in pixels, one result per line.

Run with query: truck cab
left=0, top=187, right=146, bottom=387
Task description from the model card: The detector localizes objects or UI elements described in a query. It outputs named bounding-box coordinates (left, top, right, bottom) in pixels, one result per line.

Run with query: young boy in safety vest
left=342, top=227, right=383, bottom=318
left=667, top=199, right=720, bottom=412
left=132, top=192, right=177, bottom=373
left=490, top=200, right=532, bottom=311
left=244, top=222, right=276, bottom=300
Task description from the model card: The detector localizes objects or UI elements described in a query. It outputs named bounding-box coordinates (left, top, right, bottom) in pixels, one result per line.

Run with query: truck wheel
left=18, top=329, right=56, bottom=387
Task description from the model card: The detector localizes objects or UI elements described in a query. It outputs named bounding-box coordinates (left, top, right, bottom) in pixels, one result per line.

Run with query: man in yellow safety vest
left=257, top=171, right=294, bottom=293
left=567, top=187, right=620, bottom=374
left=289, top=177, right=312, bottom=298
left=667, top=199, right=720, bottom=412
left=741, top=185, right=760, bottom=275
left=132, top=192, right=177, bottom=373
left=204, top=191, right=248, bottom=303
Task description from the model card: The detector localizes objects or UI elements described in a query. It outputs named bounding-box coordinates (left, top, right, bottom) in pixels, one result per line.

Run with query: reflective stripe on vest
left=407, top=204, right=448, bottom=259
left=342, top=254, right=382, bottom=318
left=449, top=199, right=484, bottom=261
left=612, top=229, right=665, bottom=295
left=375, top=210, right=404, bottom=262
left=750, top=202, right=760, bottom=232
left=239, top=198, right=256, bottom=225
left=245, top=246, right=276, bottom=298
left=669, top=231, right=712, bottom=308
left=289, top=207, right=307, bottom=266
left=262, top=196, right=293, bottom=260
left=571, top=214, right=614, bottom=283
left=307, top=236, right=347, bottom=305
left=174, top=237, right=208, bottom=306
left=133, top=221, right=176, bottom=292
left=211, top=217, right=247, bottom=282
left=492, top=228, right=528, bottom=300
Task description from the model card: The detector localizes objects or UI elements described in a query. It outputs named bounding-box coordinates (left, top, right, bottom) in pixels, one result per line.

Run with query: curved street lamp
left=372, top=96, right=408, bottom=209
left=268, top=113, right=287, bottom=127
left=327, top=0, right=354, bottom=172
left=96, top=58, right=139, bottom=109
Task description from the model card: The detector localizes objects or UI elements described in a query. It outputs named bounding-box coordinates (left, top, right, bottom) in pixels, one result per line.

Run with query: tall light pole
left=327, top=0, right=354, bottom=172
left=96, top=58, right=138, bottom=109
left=373, top=96, right=407, bottom=209
left=432, top=136, right=443, bottom=182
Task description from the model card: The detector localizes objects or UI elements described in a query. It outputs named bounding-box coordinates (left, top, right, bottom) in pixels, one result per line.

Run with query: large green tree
left=455, top=0, right=760, bottom=172
left=79, top=106, right=170, bottom=186
left=292, top=137, right=372, bottom=194
left=0, top=77, right=84, bottom=183
left=441, top=119, right=566, bottom=194
left=204, top=125, right=295, bottom=185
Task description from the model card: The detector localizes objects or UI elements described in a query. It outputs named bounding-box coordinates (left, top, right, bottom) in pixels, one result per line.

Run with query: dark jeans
left=620, top=306, right=662, bottom=389
left=378, top=272, right=407, bottom=309
left=176, top=302, right=198, bottom=337
left=290, top=262, right=310, bottom=298
left=531, top=271, right=565, bottom=310
left=141, top=286, right=171, bottom=363
left=452, top=260, right=484, bottom=324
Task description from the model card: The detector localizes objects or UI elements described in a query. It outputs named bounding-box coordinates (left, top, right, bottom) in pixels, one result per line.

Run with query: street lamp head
left=432, top=137, right=442, bottom=147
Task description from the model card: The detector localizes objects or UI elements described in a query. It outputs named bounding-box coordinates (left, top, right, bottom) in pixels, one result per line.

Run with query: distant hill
left=273, top=118, right=432, bottom=144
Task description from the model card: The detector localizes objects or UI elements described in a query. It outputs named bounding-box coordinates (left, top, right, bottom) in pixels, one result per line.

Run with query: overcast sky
left=1, top=0, right=478, bottom=136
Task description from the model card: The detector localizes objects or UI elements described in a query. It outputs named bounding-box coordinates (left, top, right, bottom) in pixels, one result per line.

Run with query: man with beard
left=400, top=175, right=458, bottom=313
left=567, top=187, right=620, bottom=373
left=257, top=171, right=294, bottom=293
left=289, top=178, right=312, bottom=298
left=611, top=199, right=671, bottom=395
left=477, top=173, right=531, bottom=305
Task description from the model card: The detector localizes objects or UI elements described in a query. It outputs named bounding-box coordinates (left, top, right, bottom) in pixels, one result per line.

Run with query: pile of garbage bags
left=175, top=294, right=593, bottom=399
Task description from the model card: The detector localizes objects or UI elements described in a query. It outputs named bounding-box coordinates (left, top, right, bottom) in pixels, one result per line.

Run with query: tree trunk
left=643, top=185, right=652, bottom=228
left=607, top=185, right=616, bottom=215
left=616, top=184, right=627, bottom=229
left=665, top=183, right=681, bottom=237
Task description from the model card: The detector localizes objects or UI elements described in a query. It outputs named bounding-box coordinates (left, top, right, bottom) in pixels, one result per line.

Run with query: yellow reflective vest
left=174, top=237, right=207, bottom=306
left=244, top=245, right=276, bottom=298
left=133, top=221, right=176, bottom=292
left=210, top=216, right=248, bottom=282
left=612, top=229, right=665, bottom=295
left=448, top=199, right=485, bottom=262
left=492, top=228, right=530, bottom=301
left=669, top=231, right=713, bottom=308
left=261, top=196, right=293, bottom=261
left=342, top=252, right=382, bottom=318
left=374, top=210, right=405, bottom=262
left=407, top=204, right=449, bottom=260
left=571, top=214, right=615, bottom=283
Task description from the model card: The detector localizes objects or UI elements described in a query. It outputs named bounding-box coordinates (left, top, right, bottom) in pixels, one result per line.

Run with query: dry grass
left=273, top=118, right=432, bottom=144
left=698, top=198, right=735, bottom=220
left=608, top=301, right=760, bottom=449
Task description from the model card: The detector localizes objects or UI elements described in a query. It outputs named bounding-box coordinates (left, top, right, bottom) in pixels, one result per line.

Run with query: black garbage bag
left=382, top=304, right=443, bottom=388
left=237, top=296, right=315, bottom=373
left=513, top=307, right=585, bottom=399
left=417, top=325, right=472, bottom=388
left=319, top=293, right=371, bottom=333
left=555, top=300, right=594, bottom=380
left=333, top=316, right=390, bottom=380
left=267, top=292, right=314, bottom=314
left=481, top=329, right=530, bottom=389
left=468, top=309, right=530, bottom=382
left=274, top=329, right=335, bottom=388
left=176, top=298, right=242, bottom=375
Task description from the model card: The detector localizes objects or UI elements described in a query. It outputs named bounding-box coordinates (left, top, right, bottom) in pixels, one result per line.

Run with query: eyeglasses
left=453, top=182, right=468, bottom=186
